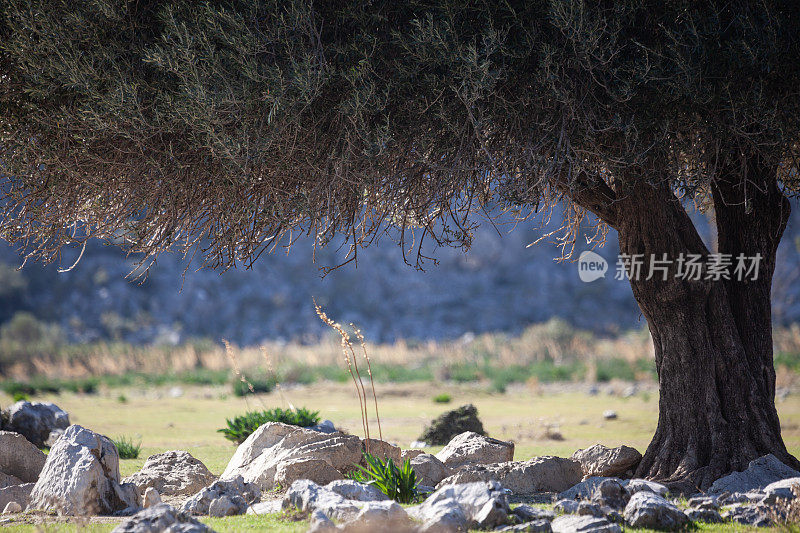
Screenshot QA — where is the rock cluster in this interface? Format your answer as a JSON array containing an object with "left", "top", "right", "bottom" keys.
[
  {"left": 4, "top": 415, "right": 800, "bottom": 533},
  {"left": 182, "top": 476, "right": 261, "bottom": 517}
]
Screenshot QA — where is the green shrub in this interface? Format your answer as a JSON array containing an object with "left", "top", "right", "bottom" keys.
[
  {"left": 432, "top": 393, "right": 451, "bottom": 404},
  {"left": 218, "top": 408, "right": 320, "bottom": 444},
  {"left": 113, "top": 436, "right": 141, "bottom": 459},
  {"left": 350, "top": 452, "right": 417, "bottom": 504},
  {"left": 595, "top": 358, "right": 636, "bottom": 382},
  {"left": 12, "top": 392, "right": 28, "bottom": 402}
]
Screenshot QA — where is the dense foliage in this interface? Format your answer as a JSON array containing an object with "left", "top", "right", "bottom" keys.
[
  {"left": 218, "top": 407, "right": 320, "bottom": 443},
  {"left": 1, "top": 1, "right": 798, "bottom": 270},
  {"left": 350, "top": 452, "right": 417, "bottom": 504}
]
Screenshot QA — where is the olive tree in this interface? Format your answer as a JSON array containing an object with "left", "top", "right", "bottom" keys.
[{"left": 1, "top": 0, "right": 799, "bottom": 489}]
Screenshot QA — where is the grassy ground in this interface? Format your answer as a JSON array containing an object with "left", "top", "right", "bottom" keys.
[{"left": 2, "top": 382, "right": 800, "bottom": 531}]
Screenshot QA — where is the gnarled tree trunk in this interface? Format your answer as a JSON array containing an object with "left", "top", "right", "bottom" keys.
[{"left": 610, "top": 170, "right": 797, "bottom": 491}]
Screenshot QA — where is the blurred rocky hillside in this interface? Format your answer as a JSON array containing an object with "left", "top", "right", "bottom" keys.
[{"left": 0, "top": 209, "right": 798, "bottom": 346}]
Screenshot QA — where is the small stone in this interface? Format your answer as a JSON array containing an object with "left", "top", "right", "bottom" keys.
[
  {"left": 246, "top": 500, "right": 283, "bottom": 515},
  {"left": 723, "top": 503, "right": 772, "bottom": 527},
  {"left": 622, "top": 478, "right": 668, "bottom": 497},
  {"left": 602, "top": 411, "right": 617, "bottom": 420},
  {"left": 308, "top": 509, "right": 337, "bottom": 533},
  {"left": 208, "top": 496, "right": 238, "bottom": 517},
  {"left": 2, "top": 501, "right": 21, "bottom": 514},
  {"left": 513, "top": 504, "right": 555, "bottom": 522},
  {"left": 498, "top": 519, "right": 552, "bottom": 532},
  {"left": 182, "top": 476, "right": 260, "bottom": 516},
  {"left": 554, "top": 499, "right": 580, "bottom": 514},
  {"left": 309, "top": 420, "right": 337, "bottom": 434},
  {"left": 623, "top": 491, "right": 688, "bottom": 529},
  {"left": 686, "top": 495, "right": 719, "bottom": 510},
  {"left": 401, "top": 449, "right": 425, "bottom": 461},
  {"left": 142, "top": 487, "right": 161, "bottom": 508},
  {"left": 325, "top": 479, "right": 389, "bottom": 502},
  {"left": 560, "top": 477, "right": 622, "bottom": 500},
  {"left": 551, "top": 515, "right": 621, "bottom": 533},
  {"left": 111, "top": 503, "right": 213, "bottom": 532},
  {"left": 283, "top": 479, "right": 361, "bottom": 522},
  {"left": 685, "top": 508, "right": 723, "bottom": 523}
]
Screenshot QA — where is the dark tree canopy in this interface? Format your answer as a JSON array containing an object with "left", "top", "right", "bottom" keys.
[
  {"left": 4, "top": 0, "right": 800, "bottom": 490},
  {"left": 1, "top": 0, "right": 798, "bottom": 269}
]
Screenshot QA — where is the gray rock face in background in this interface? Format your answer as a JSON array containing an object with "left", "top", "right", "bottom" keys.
[
  {"left": 1, "top": 402, "right": 69, "bottom": 448},
  {"left": 2, "top": 208, "right": 800, "bottom": 346}
]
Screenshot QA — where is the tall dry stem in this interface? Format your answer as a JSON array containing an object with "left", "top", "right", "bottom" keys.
[
  {"left": 352, "top": 323, "right": 382, "bottom": 442},
  {"left": 224, "top": 339, "right": 266, "bottom": 410},
  {"left": 315, "top": 301, "right": 370, "bottom": 453}
]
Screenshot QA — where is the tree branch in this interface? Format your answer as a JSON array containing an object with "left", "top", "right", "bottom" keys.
[{"left": 555, "top": 170, "right": 619, "bottom": 228}]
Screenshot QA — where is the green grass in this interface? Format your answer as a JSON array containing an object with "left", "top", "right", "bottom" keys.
[
  {"left": 0, "top": 355, "right": 659, "bottom": 400},
  {"left": 433, "top": 393, "right": 452, "bottom": 403},
  {"left": 112, "top": 435, "right": 141, "bottom": 459},
  {"left": 2, "top": 383, "right": 800, "bottom": 532}
]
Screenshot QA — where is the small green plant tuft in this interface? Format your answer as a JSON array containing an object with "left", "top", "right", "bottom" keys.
[
  {"left": 116, "top": 394, "right": 128, "bottom": 403},
  {"left": 432, "top": 393, "right": 451, "bottom": 404},
  {"left": 12, "top": 392, "right": 29, "bottom": 402},
  {"left": 113, "top": 436, "right": 141, "bottom": 459},
  {"left": 218, "top": 408, "right": 320, "bottom": 444},
  {"left": 350, "top": 452, "right": 417, "bottom": 503}
]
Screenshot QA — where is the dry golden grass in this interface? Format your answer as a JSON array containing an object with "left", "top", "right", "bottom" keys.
[{"left": 1, "top": 319, "right": 657, "bottom": 383}]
